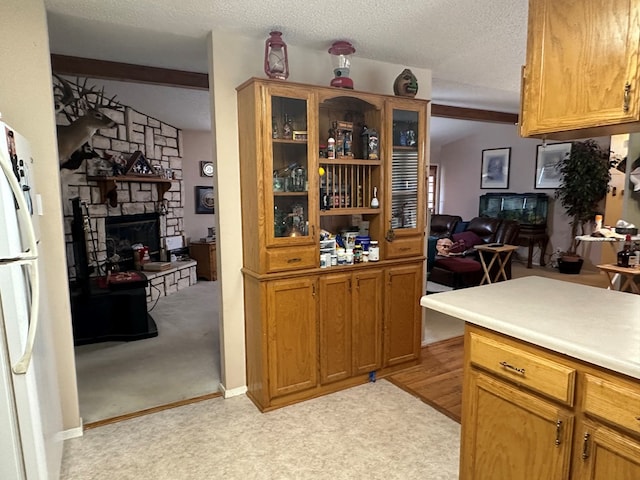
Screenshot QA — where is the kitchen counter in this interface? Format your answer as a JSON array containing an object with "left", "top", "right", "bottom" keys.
[{"left": 420, "top": 276, "right": 640, "bottom": 379}]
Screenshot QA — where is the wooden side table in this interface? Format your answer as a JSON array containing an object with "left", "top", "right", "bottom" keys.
[
  {"left": 518, "top": 231, "right": 549, "bottom": 268},
  {"left": 596, "top": 264, "right": 640, "bottom": 294},
  {"left": 189, "top": 241, "right": 217, "bottom": 281},
  {"left": 474, "top": 244, "right": 519, "bottom": 285}
]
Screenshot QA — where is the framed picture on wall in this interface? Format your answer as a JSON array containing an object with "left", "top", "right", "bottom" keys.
[
  {"left": 195, "top": 186, "right": 215, "bottom": 214},
  {"left": 200, "top": 161, "right": 214, "bottom": 177},
  {"left": 481, "top": 147, "right": 510, "bottom": 189},
  {"left": 535, "top": 142, "right": 571, "bottom": 189}
]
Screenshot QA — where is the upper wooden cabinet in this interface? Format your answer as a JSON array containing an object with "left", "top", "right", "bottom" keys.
[{"left": 520, "top": 0, "right": 640, "bottom": 140}]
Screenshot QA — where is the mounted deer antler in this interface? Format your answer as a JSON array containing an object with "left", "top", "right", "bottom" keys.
[{"left": 54, "top": 76, "right": 120, "bottom": 168}]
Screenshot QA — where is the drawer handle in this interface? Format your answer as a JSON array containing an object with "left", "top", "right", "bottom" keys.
[
  {"left": 499, "top": 361, "right": 525, "bottom": 375},
  {"left": 581, "top": 433, "right": 590, "bottom": 460},
  {"left": 287, "top": 257, "right": 302, "bottom": 263}
]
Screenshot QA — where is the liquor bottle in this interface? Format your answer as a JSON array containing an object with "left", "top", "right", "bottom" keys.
[
  {"left": 630, "top": 241, "right": 640, "bottom": 268},
  {"left": 272, "top": 116, "right": 279, "bottom": 139},
  {"left": 617, "top": 234, "right": 632, "bottom": 268},
  {"left": 282, "top": 114, "right": 293, "bottom": 139},
  {"left": 327, "top": 137, "right": 336, "bottom": 159}
]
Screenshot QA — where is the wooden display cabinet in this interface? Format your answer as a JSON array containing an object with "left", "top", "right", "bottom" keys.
[
  {"left": 520, "top": 0, "right": 640, "bottom": 140},
  {"left": 237, "top": 78, "right": 429, "bottom": 411},
  {"left": 188, "top": 241, "right": 217, "bottom": 281}
]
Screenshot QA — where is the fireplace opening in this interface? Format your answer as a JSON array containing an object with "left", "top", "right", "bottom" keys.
[{"left": 106, "top": 213, "right": 161, "bottom": 270}]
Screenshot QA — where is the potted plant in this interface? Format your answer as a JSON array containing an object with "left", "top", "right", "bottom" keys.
[{"left": 555, "top": 139, "right": 612, "bottom": 274}]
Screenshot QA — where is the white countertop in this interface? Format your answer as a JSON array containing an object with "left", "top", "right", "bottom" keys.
[{"left": 420, "top": 276, "right": 640, "bottom": 379}]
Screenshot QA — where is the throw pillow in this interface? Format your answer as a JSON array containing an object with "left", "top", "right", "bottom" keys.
[{"left": 452, "top": 230, "right": 485, "bottom": 251}]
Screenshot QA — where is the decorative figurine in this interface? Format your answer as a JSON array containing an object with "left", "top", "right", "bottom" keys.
[{"left": 393, "top": 69, "right": 418, "bottom": 98}]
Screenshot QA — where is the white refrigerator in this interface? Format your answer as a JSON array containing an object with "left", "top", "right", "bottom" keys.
[{"left": 0, "top": 120, "right": 61, "bottom": 479}]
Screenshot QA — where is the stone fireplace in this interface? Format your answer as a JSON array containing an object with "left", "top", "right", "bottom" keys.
[{"left": 59, "top": 77, "right": 196, "bottom": 300}]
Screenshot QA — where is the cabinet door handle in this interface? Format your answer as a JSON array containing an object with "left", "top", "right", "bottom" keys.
[
  {"left": 499, "top": 361, "right": 525, "bottom": 375},
  {"left": 287, "top": 257, "right": 302, "bottom": 263},
  {"left": 623, "top": 82, "right": 631, "bottom": 112},
  {"left": 555, "top": 420, "right": 562, "bottom": 447},
  {"left": 581, "top": 433, "right": 590, "bottom": 460}
]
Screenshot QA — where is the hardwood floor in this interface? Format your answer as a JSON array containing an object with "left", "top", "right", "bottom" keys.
[
  {"left": 387, "top": 335, "right": 464, "bottom": 423},
  {"left": 391, "top": 263, "right": 609, "bottom": 424}
]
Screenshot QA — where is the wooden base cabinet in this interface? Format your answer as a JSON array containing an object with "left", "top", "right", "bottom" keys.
[
  {"left": 266, "top": 277, "right": 317, "bottom": 399},
  {"left": 319, "top": 269, "right": 384, "bottom": 385},
  {"left": 461, "top": 325, "right": 640, "bottom": 480},
  {"left": 189, "top": 241, "right": 217, "bottom": 281},
  {"left": 245, "top": 261, "right": 421, "bottom": 412},
  {"left": 383, "top": 263, "right": 422, "bottom": 367},
  {"left": 462, "top": 370, "right": 573, "bottom": 479}
]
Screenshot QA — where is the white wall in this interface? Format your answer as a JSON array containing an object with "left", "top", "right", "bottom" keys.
[
  {"left": 0, "top": 1, "right": 77, "bottom": 477},
  {"left": 433, "top": 122, "right": 612, "bottom": 267},
  {"left": 182, "top": 130, "right": 216, "bottom": 244},
  {"left": 208, "top": 31, "right": 432, "bottom": 393}
]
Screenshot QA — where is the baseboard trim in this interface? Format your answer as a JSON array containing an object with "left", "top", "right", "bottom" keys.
[
  {"left": 221, "top": 384, "right": 247, "bottom": 398},
  {"left": 59, "top": 420, "right": 84, "bottom": 440}
]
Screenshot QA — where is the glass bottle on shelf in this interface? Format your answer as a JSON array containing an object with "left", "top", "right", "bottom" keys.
[
  {"left": 282, "top": 113, "right": 293, "bottom": 139},
  {"left": 272, "top": 116, "right": 279, "bottom": 139},
  {"left": 617, "top": 234, "right": 633, "bottom": 267}
]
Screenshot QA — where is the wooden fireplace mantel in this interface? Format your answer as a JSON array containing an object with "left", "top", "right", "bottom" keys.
[{"left": 87, "top": 175, "right": 174, "bottom": 206}]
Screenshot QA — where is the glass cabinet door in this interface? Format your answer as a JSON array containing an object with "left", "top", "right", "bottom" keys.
[
  {"left": 388, "top": 101, "right": 426, "bottom": 234},
  {"left": 265, "top": 87, "right": 316, "bottom": 246}
]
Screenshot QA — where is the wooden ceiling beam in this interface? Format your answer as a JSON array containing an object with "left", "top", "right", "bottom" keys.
[
  {"left": 51, "top": 54, "right": 519, "bottom": 123},
  {"left": 50, "top": 54, "right": 209, "bottom": 90},
  {"left": 431, "top": 104, "right": 519, "bottom": 124}
]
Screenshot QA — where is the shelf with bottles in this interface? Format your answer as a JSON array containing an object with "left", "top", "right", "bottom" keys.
[
  {"left": 319, "top": 162, "right": 381, "bottom": 214},
  {"left": 271, "top": 97, "right": 307, "bottom": 142}
]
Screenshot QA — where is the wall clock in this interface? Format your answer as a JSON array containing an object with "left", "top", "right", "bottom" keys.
[{"left": 200, "top": 161, "right": 214, "bottom": 177}]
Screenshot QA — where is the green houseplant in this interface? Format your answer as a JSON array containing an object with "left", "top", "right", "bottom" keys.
[{"left": 555, "top": 139, "right": 612, "bottom": 273}]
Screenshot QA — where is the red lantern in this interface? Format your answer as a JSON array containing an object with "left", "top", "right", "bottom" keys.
[
  {"left": 329, "top": 41, "right": 355, "bottom": 89},
  {"left": 264, "top": 31, "right": 289, "bottom": 80}
]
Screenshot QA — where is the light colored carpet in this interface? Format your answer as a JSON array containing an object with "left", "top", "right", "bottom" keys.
[
  {"left": 74, "top": 281, "right": 221, "bottom": 423},
  {"left": 61, "top": 380, "right": 460, "bottom": 479}
]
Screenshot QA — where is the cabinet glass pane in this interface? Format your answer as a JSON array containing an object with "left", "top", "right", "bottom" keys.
[
  {"left": 271, "top": 96, "right": 309, "bottom": 238},
  {"left": 391, "top": 109, "right": 419, "bottom": 229}
]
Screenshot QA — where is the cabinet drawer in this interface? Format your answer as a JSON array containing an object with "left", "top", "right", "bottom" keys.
[
  {"left": 385, "top": 236, "right": 423, "bottom": 259},
  {"left": 583, "top": 374, "right": 640, "bottom": 434},
  {"left": 469, "top": 332, "right": 576, "bottom": 405},
  {"left": 266, "top": 246, "right": 317, "bottom": 272}
]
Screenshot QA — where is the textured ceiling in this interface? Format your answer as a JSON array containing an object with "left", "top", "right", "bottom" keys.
[{"left": 44, "top": 0, "right": 528, "bottom": 144}]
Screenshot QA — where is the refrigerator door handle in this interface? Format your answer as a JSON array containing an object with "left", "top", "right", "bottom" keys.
[{"left": 0, "top": 151, "right": 40, "bottom": 375}]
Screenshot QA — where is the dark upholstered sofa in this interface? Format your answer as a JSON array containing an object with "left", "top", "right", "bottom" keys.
[{"left": 427, "top": 215, "right": 520, "bottom": 289}]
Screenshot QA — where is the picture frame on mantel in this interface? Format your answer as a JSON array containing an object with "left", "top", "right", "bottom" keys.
[
  {"left": 195, "top": 186, "right": 215, "bottom": 214},
  {"left": 535, "top": 142, "right": 571, "bottom": 189},
  {"left": 481, "top": 147, "right": 510, "bottom": 189}
]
